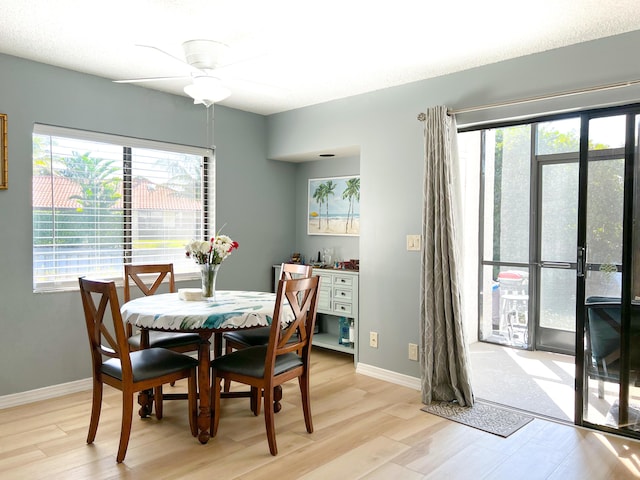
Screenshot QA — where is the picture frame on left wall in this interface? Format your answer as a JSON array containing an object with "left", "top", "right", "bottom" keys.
[{"left": 0, "top": 113, "right": 6, "bottom": 189}]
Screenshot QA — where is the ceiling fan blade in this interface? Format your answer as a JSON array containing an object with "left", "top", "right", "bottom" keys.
[
  {"left": 199, "top": 54, "right": 262, "bottom": 76},
  {"left": 135, "top": 43, "right": 201, "bottom": 72},
  {"left": 224, "top": 76, "right": 287, "bottom": 95},
  {"left": 113, "top": 75, "right": 191, "bottom": 84}
]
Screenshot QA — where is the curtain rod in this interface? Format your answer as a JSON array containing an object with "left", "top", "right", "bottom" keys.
[{"left": 417, "top": 78, "right": 640, "bottom": 120}]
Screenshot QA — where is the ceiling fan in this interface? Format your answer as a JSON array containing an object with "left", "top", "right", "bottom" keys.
[{"left": 114, "top": 40, "right": 241, "bottom": 107}]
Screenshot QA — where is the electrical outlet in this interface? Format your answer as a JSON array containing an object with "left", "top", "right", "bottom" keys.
[
  {"left": 408, "top": 343, "right": 418, "bottom": 361},
  {"left": 369, "top": 331, "right": 378, "bottom": 348}
]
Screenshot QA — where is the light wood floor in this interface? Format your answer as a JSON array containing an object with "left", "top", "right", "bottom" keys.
[{"left": 1, "top": 349, "right": 640, "bottom": 479}]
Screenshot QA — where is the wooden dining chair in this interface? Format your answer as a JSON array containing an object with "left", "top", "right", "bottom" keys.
[
  {"left": 210, "top": 275, "right": 320, "bottom": 456},
  {"left": 222, "top": 263, "right": 313, "bottom": 398},
  {"left": 124, "top": 263, "right": 201, "bottom": 354},
  {"left": 79, "top": 277, "right": 198, "bottom": 463}
]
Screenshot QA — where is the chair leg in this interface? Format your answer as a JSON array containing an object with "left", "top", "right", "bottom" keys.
[
  {"left": 598, "top": 378, "right": 605, "bottom": 399},
  {"left": 263, "top": 386, "right": 278, "bottom": 456},
  {"left": 188, "top": 373, "right": 198, "bottom": 437},
  {"left": 223, "top": 345, "right": 233, "bottom": 393},
  {"left": 211, "top": 373, "right": 222, "bottom": 437},
  {"left": 251, "top": 387, "right": 261, "bottom": 416},
  {"left": 299, "top": 373, "right": 313, "bottom": 433},
  {"left": 154, "top": 386, "right": 163, "bottom": 419},
  {"left": 87, "top": 378, "right": 103, "bottom": 444},
  {"left": 117, "top": 391, "right": 134, "bottom": 463}
]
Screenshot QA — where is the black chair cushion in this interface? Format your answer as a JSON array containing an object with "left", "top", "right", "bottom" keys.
[
  {"left": 102, "top": 348, "right": 198, "bottom": 382},
  {"left": 128, "top": 331, "right": 201, "bottom": 350},
  {"left": 223, "top": 327, "right": 298, "bottom": 348},
  {"left": 223, "top": 327, "right": 271, "bottom": 347},
  {"left": 211, "top": 345, "right": 302, "bottom": 378}
]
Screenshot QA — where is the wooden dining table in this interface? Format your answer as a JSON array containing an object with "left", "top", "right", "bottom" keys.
[{"left": 120, "top": 289, "right": 292, "bottom": 444}]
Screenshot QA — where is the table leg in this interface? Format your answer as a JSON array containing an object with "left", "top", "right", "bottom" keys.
[
  {"left": 214, "top": 333, "right": 222, "bottom": 358},
  {"left": 137, "top": 329, "right": 153, "bottom": 417},
  {"left": 197, "top": 332, "right": 212, "bottom": 444}
]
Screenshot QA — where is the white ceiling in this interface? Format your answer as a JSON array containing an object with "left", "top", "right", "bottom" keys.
[{"left": 2, "top": 0, "right": 640, "bottom": 116}]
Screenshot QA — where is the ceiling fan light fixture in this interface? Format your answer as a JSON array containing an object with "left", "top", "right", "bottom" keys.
[
  {"left": 182, "top": 39, "right": 228, "bottom": 70},
  {"left": 184, "top": 76, "right": 231, "bottom": 107}
]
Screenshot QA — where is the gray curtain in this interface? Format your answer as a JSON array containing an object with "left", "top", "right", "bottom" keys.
[{"left": 420, "top": 105, "right": 474, "bottom": 406}]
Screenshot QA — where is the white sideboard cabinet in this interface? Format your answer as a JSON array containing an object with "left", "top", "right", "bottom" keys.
[{"left": 273, "top": 265, "right": 359, "bottom": 364}]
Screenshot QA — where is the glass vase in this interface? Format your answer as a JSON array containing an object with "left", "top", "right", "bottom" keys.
[{"left": 200, "top": 263, "right": 220, "bottom": 300}]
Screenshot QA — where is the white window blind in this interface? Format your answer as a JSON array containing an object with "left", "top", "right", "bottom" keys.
[{"left": 32, "top": 125, "right": 213, "bottom": 292}]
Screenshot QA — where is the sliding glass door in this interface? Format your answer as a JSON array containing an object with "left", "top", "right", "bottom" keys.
[
  {"left": 578, "top": 113, "right": 640, "bottom": 435},
  {"left": 477, "top": 119, "right": 581, "bottom": 353},
  {"left": 469, "top": 104, "right": 640, "bottom": 437}
]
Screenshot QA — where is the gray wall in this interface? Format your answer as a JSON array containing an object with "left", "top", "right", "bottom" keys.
[
  {"left": 268, "top": 30, "right": 640, "bottom": 377},
  {"left": 2, "top": 28, "right": 640, "bottom": 397},
  {"left": 0, "top": 53, "right": 296, "bottom": 396}
]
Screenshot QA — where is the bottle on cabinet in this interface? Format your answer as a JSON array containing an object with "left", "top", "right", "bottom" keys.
[
  {"left": 349, "top": 319, "right": 355, "bottom": 347},
  {"left": 339, "top": 316, "right": 350, "bottom": 346}
]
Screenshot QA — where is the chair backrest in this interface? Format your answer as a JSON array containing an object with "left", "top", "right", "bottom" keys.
[
  {"left": 585, "top": 297, "right": 621, "bottom": 361},
  {"left": 79, "top": 277, "right": 132, "bottom": 378},
  {"left": 280, "top": 263, "right": 313, "bottom": 280},
  {"left": 123, "top": 263, "right": 176, "bottom": 303},
  {"left": 267, "top": 276, "right": 320, "bottom": 372}
]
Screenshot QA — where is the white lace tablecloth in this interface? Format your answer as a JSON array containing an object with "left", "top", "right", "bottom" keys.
[{"left": 121, "top": 290, "right": 291, "bottom": 331}]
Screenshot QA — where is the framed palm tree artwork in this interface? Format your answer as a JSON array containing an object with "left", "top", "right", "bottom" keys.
[{"left": 308, "top": 175, "right": 360, "bottom": 236}]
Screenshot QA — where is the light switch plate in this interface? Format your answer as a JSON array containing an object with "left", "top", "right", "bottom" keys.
[
  {"left": 406, "top": 234, "right": 421, "bottom": 251},
  {"left": 408, "top": 343, "right": 418, "bottom": 361}
]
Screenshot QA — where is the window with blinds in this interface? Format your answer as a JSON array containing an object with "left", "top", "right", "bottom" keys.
[{"left": 32, "top": 124, "right": 212, "bottom": 292}]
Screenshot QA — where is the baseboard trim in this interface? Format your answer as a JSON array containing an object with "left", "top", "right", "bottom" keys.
[
  {"left": 1, "top": 363, "right": 421, "bottom": 409},
  {"left": 356, "top": 362, "right": 421, "bottom": 391},
  {"left": 0, "top": 378, "right": 92, "bottom": 409}
]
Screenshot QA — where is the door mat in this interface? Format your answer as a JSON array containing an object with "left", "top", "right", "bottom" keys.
[{"left": 421, "top": 400, "right": 534, "bottom": 437}]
